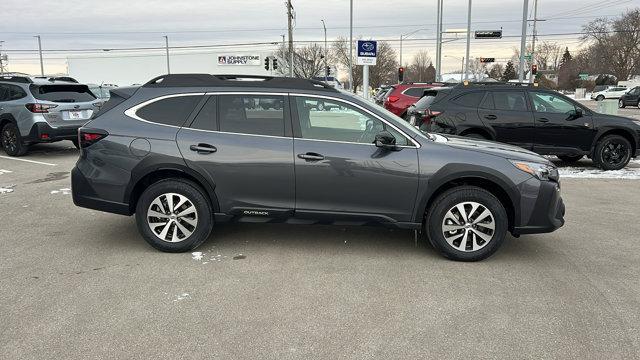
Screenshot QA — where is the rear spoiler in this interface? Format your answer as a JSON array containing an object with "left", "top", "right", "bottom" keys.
[{"left": 109, "top": 86, "right": 139, "bottom": 100}]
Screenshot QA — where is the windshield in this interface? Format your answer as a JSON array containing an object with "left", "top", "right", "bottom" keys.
[
  {"left": 30, "top": 84, "right": 96, "bottom": 103},
  {"left": 337, "top": 89, "right": 431, "bottom": 140}
]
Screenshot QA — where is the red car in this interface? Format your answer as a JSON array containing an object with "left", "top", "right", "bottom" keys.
[{"left": 383, "top": 83, "right": 446, "bottom": 117}]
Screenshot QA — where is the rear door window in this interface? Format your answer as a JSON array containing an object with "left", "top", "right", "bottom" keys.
[
  {"left": 136, "top": 95, "right": 202, "bottom": 127},
  {"left": 219, "top": 95, "right": 285, "bottom": 136},
  {"left": 403, "top": 87, "right": 426, "bottom": 97},
  {"left": 492, "top": 91, "right": 528, "bottom": 111},
  {"left": 451, "top": 91, "right": 486, "bottom": 107},
  {"left": 30, "top": 84, "right": 96, "bottom": 103},
  {"left": 479, "top": 92, "right": 495, "bottom": 109}
]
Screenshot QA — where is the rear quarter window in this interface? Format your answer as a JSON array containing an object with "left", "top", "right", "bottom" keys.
[
  {"left": 135, "top": 95, "right": 202, "bottom": 127},
  {"left": 451, "top": 91, "right": 486, "bottom": 107},
  {"left": 30, "top": 84, "right": 96, "bottom": 103},
  {"left": 403, "top": 87, "right": 427, "bottom": 97}
]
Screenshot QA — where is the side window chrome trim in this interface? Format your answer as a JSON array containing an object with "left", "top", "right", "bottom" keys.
[
  {"left": 124, "top": 93, "right": 206, "bottom": 128},
  {"left": 288, "top": 93, "right": 421, "bottom": 148}
]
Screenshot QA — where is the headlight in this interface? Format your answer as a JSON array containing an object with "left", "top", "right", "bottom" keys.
[{"left": 509, "top": 160, "right": 558, "bottom": 181}]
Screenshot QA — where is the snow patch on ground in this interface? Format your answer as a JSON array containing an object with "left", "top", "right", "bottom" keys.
[
  {"left": 551, "top": 158, "right": 640, "bottom": 180},
  {"left": 173, "top": 293, "right": 191, "bottom": 302},
  {"left": 0, "top": 185, "right": 15, "bottom": 194},
  {"left": 191, "top": 252, "right": 204, "bottom": 261},
  {"left": 0, "top": 169, "right": 13, "bottom": 175},
  {"left": 50, "top": 188, "right": 71, "bottom": 195},
  {"left": 190, "top": 249, "right": 228, "bottom": 264}
]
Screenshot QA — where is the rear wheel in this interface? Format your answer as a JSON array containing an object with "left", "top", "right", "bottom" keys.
[
  {"left": 464, "top": 132, "right": 489, "bottom": 140},
  {"left": 594, "top": 135, "right": 632, "bottom": 170},
  {"left": 557, "top": 155, "right": 583, "bottom": 163},
  {"left": 135, "top": 179, "right": 213, "bottom": 252},
  {"left": 425, "top": 186, "right": 508, "bottom": 261},
  {"left": 1, "top": 123, "right": 28, "bottom": 157},
  {"left": 596, "top": 95, "right": 605, "bottom": 101}
]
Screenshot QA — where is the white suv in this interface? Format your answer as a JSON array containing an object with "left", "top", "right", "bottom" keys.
[{"left": 591, "top": 86, "right": 628, "bottom": 101}]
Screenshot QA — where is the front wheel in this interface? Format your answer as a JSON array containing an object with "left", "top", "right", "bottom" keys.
[
  {"left": 135, "top": 179, "right": 213, "bottom": 252},
  {"left": 1, "top": 123, "right": 28, "bottom": 157},
  {"left": 594, "top": 135, "right": 632, "bottom": 171},
  {"left": 618, "top": 99, "right": 625, "bottom": 108},
  {"left": 426, "top": 186, "right": 508, "bottom": 261}
]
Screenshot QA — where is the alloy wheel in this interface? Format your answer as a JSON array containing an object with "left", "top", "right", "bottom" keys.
[
  {"left": 147, "top": 193, "right": 198, "bottom": 243},
  {"left": 2, "top": 128, "right": 17, "bottom": 153},
  {"left": 441, "top": 201, "right": 495, "bottom": 252},
  {"left": 601, "top": 140, "right": 629, "bottom": 168}
]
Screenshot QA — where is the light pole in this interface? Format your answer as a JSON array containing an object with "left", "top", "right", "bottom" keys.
[
  {"left": 163, "top": 36, "right": 170, "bottom": 74},
  {"left": 348, "top": 0, "right": 353, "bottom": 92},
  {"left": 399, "top": 28, "right": 428, "bottom": 72},
  {"left": 464, "top": 0, "right": 472, "bottom": 80},
  {"left": 518, "top": 0, "right": 529, "bottom": 82},
  {"left": 321, "top": 19, "right": 327, "bottom": 82},
  {"left": 34, "top": 35, "right": 44, "bottom": 76}
]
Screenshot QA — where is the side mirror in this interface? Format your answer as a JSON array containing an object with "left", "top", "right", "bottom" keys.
[
  {"left": 374, "top": 131, "right": 398, "bottom": 150},
  {"left": 568, "top": 108, "right": 583, "bottom": 120}
]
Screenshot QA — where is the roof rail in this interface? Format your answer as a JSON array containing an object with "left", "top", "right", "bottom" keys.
[
  {"left": 0, "top": 75, "right": 33, "bottom": 84},
  {"left": 143, "top": 73, "right": 338, "bottom": 91},
  {"left": 457, "top": 81, "right": 539, "bottom": 87}
]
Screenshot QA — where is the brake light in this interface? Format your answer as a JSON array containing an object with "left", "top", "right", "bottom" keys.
[
  {"left": 25, "top": 103, "right": 58, "bottom": 113},
  {"left": 78, "top": 129, "right": 108, "bottom": 148},
  {"left": 422, "top": 110, "right": 442, "bottom": 125},
  {"left": 387, "top": 95, "right": 400, "bottom": 103}
]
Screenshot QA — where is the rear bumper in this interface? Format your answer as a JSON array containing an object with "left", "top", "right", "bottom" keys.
[
  {"left": 71, "top": 166, "right": 132, "bottom": 216},
  {"left": 23, "top": 122, "right": 80, "bottom": 144},
  {"left": 512, "top": 180, "right": 565, "bottom": 235}
]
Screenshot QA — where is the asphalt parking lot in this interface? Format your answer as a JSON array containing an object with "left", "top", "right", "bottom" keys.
[{"left": 1, "top": 138, "right": 640, "bottom": 359}]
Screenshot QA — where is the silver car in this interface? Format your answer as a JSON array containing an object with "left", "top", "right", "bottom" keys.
[{"left": 0, "top": 75, "right": 101, "bottom": 156}]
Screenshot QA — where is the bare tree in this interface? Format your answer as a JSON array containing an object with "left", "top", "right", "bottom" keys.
[
  {"left": 275, "top": 43, "right": 325, "bottom": 79},
  {"left": 487, "top": 63, "right": 503, "bottom": 80},
  {"left": 536, "top": 41, "right": 562, "bottom": 70},
  {"left": 581, "top": 9, "right": 640, "bottom": 80},
  {"left": 406, "top": 50, "right": 432, "bottom": 82},
  {"left": 467, "top": 58, "right": 488, "bottom": 81}
]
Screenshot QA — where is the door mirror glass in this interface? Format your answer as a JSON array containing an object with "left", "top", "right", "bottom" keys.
[{"left": 374, "top": 131, "right": 398, "bottom": 150}]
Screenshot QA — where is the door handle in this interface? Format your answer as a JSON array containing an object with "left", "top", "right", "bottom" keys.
[
  {"left": 297, "top": 152, "right": 325, "bottom": 161},
  {"left": 538, "top": 118, "right": 549, "bottom": 123},
  {"left": 484, "top": 114, "right": 497, "bottom": 120},
  {"left": 189, "top": 143, "right": 217, "bottom": 154}
]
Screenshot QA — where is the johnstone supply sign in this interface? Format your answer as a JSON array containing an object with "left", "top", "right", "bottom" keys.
[
  {"left": 217, "top": 55, "right": 261, "bottom": 66},
  {"left": 356, "top": 40, "right": 377, "bottom": 66}
]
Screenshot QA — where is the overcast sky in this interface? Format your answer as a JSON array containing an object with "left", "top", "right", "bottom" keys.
[{"left": 1, "top": 0, "right": 637, "bottom": 75}]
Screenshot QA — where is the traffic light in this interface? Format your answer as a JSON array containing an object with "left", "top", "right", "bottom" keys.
[
  {"left": 264, "top": 57, "right": 270, "bottom": 70},
  {"left": 398, "top": 67, "right": 405, "bottom": 82},
  {"left": 531, "top": 64, "right": 538, "bottom": 76},
  {"left": 479, "top": 57, "right": 495, "bottom": 63},
  {"left": 325, "top": 66, "right": 331, "bottom": 77},
  {"left": 272, "top": 58, "right": 278, "bottom": 70}
]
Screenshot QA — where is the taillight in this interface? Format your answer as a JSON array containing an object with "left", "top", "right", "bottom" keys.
[
  {"left": 25, "top": 103, "right": 58, "bottom": 113},
  {"left": 78, "top": 128, "right": 108, "bottom": 148},
  {"left": 387, "top": 95, "right": 400, "bottom": 103},
  {"left": 422, "top": 110, "right": 443, "bottom": 126}
]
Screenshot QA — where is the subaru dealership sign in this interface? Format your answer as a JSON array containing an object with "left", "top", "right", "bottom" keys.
[
  {"left": 217, "top": 55, "right": 261, "bottom": 66},
  {"left": 356, "top": 40, "right": 377, "bottom": 66}
]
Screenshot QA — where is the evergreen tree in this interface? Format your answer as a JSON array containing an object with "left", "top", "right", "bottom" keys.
[
  {"left": 425, "top": 62, "right": 436, "bottom": 82},
  {"left": 501, "top": 61, "right": 517, "bottom": 82},
  {"left": 559, "top": 47, "right": 572, "bottom": 68}
]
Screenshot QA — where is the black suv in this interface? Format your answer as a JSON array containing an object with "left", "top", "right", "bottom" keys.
[
  {"left": 72, "top": 74, "right": 565, "bottom": 261},
  {"left": 619, "top": 86, "right": 640, "bottom": 109},
  {"left": 406, "top": 83, "right": 640, "bottom": 170}
]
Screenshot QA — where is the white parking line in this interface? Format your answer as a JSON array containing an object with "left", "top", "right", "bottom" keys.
[{"left": 0, "top": 155, "right": 56, "bottom": 166}]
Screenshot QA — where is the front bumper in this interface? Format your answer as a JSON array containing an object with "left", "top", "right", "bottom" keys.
[
  {"left": 512, "top": 180, "right": 565, "bottom": 235},
  {"left": 24, "top": 122, "right": 80, "bottom": 144}
]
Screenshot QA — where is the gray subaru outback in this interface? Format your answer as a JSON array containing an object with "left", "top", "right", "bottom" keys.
[
  {"left": 0, "top": 75, "right": 100, "bottom": 156},
  {"left": 71, "top": 74, "right": 565, "bottom": 261}
]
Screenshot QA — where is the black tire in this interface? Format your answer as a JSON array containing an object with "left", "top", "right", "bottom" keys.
[
  {"left": 135, "top": 178, "right": 213, "bottom": 252},
  {"left": 71, "top": 139, "right": 80, "bottom": 149},
  {"left": 425, "top": 186, "right": 508, "bottom": 262},
  {"left": 557, "top": 155, "right": 583, "bottom": 163},
  {"left": 596, "top": 95, "right": 605, "bottom": 101},
  {"left": 464, "top": 132, "right": 489, "bottom": 140},
  {"left": 1, "top": 123, "right": 28, "bottom": 157},
  {"left": 593, "top": 134, "right": 632, "bottom": 171},
  {"left": 618, "top": 99, "right": 625, "bottom": 108}
]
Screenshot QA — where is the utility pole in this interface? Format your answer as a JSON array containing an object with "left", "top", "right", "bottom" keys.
[
  {"left": 321, "top": 19, "right": 327, "bottom": 82},
  {"left": 530, "top": 0, "right": 538, "bottom": 83},
  {"left": 35, "top": 35, "right": 44, "bottom": 76},
  {"left": 435, "top": 0, "right": 443, "bottom": 81},
  {"left": 518, "top": 0, "right": 529, "bottom": 82},
  {"left": 0, "top": 41, "right": 6, "bottom": 74},
  {"left": 163, "top": 36, "right": 170, "bottom": 74},
  {"left": 464, "top": 0, "right": 472, "bottom": 80},
  {"left": 286, "top": 0, "right": 294, "bottom": 77},
  {"left": 349, "top": 0, "right": 353, "bottom": 92}
]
